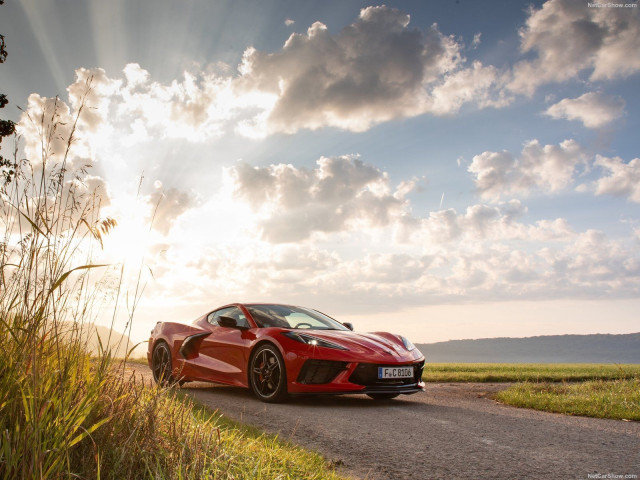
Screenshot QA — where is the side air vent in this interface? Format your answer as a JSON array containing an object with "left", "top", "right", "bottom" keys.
[{"left": 179, "top": 332, "right": 210, "bottom": 359}]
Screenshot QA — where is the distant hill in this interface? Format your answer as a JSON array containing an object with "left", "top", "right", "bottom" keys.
[
  {"left": 417, "top": 333, "right": 640, "bottom": 363},
  {"left": 58, "top": 322, "right": 139, "bottom": 358}
]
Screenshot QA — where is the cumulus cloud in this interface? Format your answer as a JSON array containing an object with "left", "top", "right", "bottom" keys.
[
  {"left": 227, "top": 155, "right": 409, "bottom": 242},
  {"left": 468, "top": 139, "right": 589, "bottom": 200},
  {"left": 39, "top": 7, "right": 516, "bottom": 142},
  {"left": 105, "top": 152, "right": 640, "bottom": 312},
  {"left": 149, "top": 187, "right": 196, "bottom": 234},
  {"left": 545, "top": 92, "right": 625, "bottom": 128},
  {"left": 175, "top": 223, "right": 639, "bottom": 309},
  {"left": 234, "top": 5, "right": 507, "bottom": 135},
  {"left": 539, "top": 229, "right": 640, "bottom": 296},
  {"left": 17, "top": 94, "right": 92, "bottom": 170},
  {"left": 428, "top": 61, "right": 511, "bottom": 114},
  {"left": 510, "top": 0, "right": 640, "bottom": 95},
  {"left": 593, "top": 155, "right": 640, "bottom": 202},
  {"left": 411, "top": 200, "right": 574, "bottom": 245},
  {"left": 68, "top": 67, "right": 122, "bottom": 132},
  {"left": 116, "top": 64, "right": 235, "bottom": 141},
  {"left": 22, "top": 3, "right": 637, "bottom": 147}
]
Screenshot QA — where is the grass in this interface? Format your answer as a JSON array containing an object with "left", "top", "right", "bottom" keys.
[
  {"left": 422, "top": 363, "right": 640, "bottom": 383},
  {"left": 423, "top": 363, "right": 640, "bottom": 421},
  {"left": 495, "top": 379, "right": 640, "bottom": 421},
  {"left": 0, "top": 91, "right": 347, "bottom": 479},
  {"left": 127, "top": 356, "right": 149, "bottom": 366},
  {"left": 178, "top": 391, "right": 347, "bottom": 479}
]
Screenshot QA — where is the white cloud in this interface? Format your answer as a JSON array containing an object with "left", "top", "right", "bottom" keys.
[
  {"left": 285, "top": 18, "right": 295, "bottom": 27},
  {"left": 234, "top": 6, "right": 508, "bottom": 135},
  {"left": 411, "top": 200, "right": 574, "bottom": 245},
  {"left": 593, "top": 155, "right": 640, "bottom": 202},
  {"left": 31, "top": 7, "right": 514, "bottom": 143},
  {"left": 471, "top": 33, "right": 481, "bottom": 49},
  {"left": 509, "top": 0, "right": 640, "bottom": 95},
  {"left": 227, "top": 155, "right": 408, "bottom": 242},
  {"left": 69, "top": 151, "right": 637, "bottom": 314},
  {"left": 17, "top": 94, "right": 91, "bottom": 169},
  {"left": 545, "top": 92, "right": 625, "bottom": 128},
  {"left": 68, "top": 67, "right": 122, "bottom": 132},
  {"left": 428, "top": 61, "right": 512, "bottom": 114},
  {"left": 63, "top": 64, "right": 238, "bottom": 143},
  {"left": 468, "top": 139, "right": 589, "bottom": 200},
  {"left": 539, "top": 229, "right": 640, "bottom": 297},
  {"left": 235, "top": 6, "right": 462, "bottom": 133},
  {"left": 149, "top": 187, "right": 197, "bottom": 235}
]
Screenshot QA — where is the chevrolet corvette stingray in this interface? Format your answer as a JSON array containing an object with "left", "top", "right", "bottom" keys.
[{"left": 147, "top": 303, "right": 425, "bottom": 402}]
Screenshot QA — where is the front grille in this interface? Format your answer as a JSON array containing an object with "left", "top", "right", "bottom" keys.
[
  {"left": 297, "top": 360, "right": 349, "bottom": 384},
  {"left": 349, "top": 360, "right": 424, "bottom": 386}
]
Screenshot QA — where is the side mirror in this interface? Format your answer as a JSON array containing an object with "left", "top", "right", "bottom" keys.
[
  {"left": 343, "top": 322, "right": 354, "bottom": 331},
  {"left": 218, "top": 315, "right": 248, "bottom": 330}
]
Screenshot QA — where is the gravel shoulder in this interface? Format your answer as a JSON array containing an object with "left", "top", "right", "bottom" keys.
[{"left": 127, "top": 364, "right": 640, "bottom": 480}]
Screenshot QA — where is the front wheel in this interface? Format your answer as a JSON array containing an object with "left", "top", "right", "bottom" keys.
[
  {"left": 367, "top": 393, "right": 399, "bottom": 400},
  {"left": 249, "top": 344, "right": 288, "bottom": 403}
]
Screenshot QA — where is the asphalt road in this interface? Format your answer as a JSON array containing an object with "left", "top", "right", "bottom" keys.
[{"left": 129, "top": 365, "right": 640, "bottom": 480}]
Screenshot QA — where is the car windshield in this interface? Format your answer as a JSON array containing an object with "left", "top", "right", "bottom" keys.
[{"left": 246, "top": 305, "right": 349, "bottom": 330}]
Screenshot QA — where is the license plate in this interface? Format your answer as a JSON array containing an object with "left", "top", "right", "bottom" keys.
[{"left": 378, "top": 366, "right": 414, "bottom": 379}]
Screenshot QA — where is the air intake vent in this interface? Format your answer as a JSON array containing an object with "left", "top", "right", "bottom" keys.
[{"left": 297, "top": 360, "right": 349, "bottom": 384}]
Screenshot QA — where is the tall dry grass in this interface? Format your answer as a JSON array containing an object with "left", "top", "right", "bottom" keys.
[
  {"left": 0, "top": 81, "right": 118, "bottom": 478},
  {"left": 0, "top": 83, "right": 345, "bottom": 479}
]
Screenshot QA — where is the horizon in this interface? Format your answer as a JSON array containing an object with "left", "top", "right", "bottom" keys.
[{"left": 2, "top": 0, "right": 639, "bottom": 345}]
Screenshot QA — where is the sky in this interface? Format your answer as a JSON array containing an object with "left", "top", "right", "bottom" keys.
[{"left": 1, "top": 0, "right": 639, "bottom": 345}]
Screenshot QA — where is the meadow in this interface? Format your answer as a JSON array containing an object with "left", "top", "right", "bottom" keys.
[
  {"left": 423, "top": 363, "right": 640, "bottom": 421},
  {"left": 494, "top": 379, "right": 640, "bottom": 421},
  {"left": 422, "top": 363, "right": 640, "bottom": 383}
]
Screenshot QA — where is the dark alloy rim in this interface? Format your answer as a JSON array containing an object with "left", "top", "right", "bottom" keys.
[
  {"left": 152, "top": 344, "right": 172, "bottom": 383},
  {"left": 251, "top": 348, "right": 282, "bottom": 399}
]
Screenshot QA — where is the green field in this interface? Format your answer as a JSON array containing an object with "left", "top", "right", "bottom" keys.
[
  {"left": 423, "top": 363, "right": 640, "bottom": 421},
  {"left": 495, "top": 379, "right": 640, "bottom": 421},
  {"left": 423, "top": 362, "right": 640, "bottom": 383}
]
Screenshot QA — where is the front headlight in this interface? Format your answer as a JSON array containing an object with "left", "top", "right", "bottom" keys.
[
  {"left": 400, "top": 336, "right": 416, "bottom": 352},
  {"left": 282, "top": 331, "right": 349, "bottom": 351}
]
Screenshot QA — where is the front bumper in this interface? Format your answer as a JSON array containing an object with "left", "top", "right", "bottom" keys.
[{"left": 287, "top": 358, "right": 425, "bottom": 395}]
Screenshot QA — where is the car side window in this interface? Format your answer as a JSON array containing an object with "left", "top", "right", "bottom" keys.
[
  {"left": 207, "top": 311, "right": 220, "bottom": 326},
  {"left": 208, "top": 307, "right": 249, "bottom": 328}
]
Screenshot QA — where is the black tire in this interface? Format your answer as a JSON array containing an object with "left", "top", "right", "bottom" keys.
[
  {"left": 249, "top": 344, "right": 288, "bottom": 403},
  {"left": 367, "top": 393, "right": 399, "bottom": 400},
  {"left": 151, "top": 341, "right": 174, "bottom": 386}
]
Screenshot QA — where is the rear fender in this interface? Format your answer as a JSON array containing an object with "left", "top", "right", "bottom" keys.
[{"left": 152, "top": 322, "right": 210, "bottom": 360}]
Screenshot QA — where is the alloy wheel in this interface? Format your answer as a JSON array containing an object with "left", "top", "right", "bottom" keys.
[{"left": 250, "top": 345, "right": 287, "bottom": 402}]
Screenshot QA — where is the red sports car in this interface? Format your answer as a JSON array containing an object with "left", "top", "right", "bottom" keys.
[{"left": 147, "top": 303, "right": 425, "bottom": 402}]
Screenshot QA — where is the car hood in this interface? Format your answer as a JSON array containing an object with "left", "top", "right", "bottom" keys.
[{"left": 291, "top": 329, "right": 421, "bottom": 362}]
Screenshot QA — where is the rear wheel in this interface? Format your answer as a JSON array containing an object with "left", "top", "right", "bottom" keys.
[
  {"left": 249, "top": 344, "right": 288, "bottom": 403},
  {"left": 367, "top": 393, "right": 399, "bottom": 400},
  {"left": 151, "top": 342, "right": 174, "bottom": 385}
]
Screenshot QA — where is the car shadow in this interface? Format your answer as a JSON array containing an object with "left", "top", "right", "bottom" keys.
[{"left": 182, "top": 381, "right": 423, "bottom": 408}]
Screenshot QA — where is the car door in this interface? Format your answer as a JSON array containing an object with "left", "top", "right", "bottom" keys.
[{"left": 194, "top": 306, "right": 254, "bottom": 386}]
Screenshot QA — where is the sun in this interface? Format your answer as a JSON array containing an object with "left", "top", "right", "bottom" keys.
[{"left": 99, "top": 193, "right": 156, "bottom": 266}]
